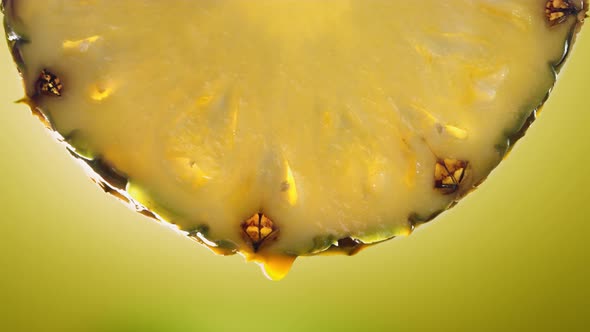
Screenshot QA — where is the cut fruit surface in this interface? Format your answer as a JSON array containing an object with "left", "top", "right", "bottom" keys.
[{"left": 3, "top": 0, "right": 587, "bottom": 279}]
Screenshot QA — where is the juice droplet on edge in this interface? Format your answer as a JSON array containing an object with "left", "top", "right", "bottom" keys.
[{"left": 246, "top": 252, "right": 297, "bottom": 281}]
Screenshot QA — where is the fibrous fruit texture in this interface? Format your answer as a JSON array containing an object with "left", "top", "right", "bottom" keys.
[{"left": 3, "top": 0, "right": 587, "bottom": 279}]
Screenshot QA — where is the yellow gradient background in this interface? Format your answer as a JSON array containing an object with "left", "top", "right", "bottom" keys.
[{"left": 1, "top": 19, "right": 589, "bottom": 332}]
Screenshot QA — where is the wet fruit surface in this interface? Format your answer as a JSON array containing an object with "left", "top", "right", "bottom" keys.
[{"left": 2, "top": 0, "right": 587, "bottom": 279}]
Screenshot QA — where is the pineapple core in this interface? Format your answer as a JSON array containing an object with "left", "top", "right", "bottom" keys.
[{"left": 3, "top": 0, "right": 586, "bottom": 279}]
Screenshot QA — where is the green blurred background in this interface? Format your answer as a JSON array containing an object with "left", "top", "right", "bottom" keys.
[{"left": 1, "top": 18, "right": 589, "bottom": 332}]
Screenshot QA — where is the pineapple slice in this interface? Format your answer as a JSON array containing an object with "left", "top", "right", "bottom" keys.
[{"left": 3, "top": 0, "right": 587, "bottom": 279}]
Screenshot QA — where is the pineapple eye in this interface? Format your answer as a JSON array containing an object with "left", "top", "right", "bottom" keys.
[
  {"left": 36, "top": 69, "right": 63, "bottom": 96},
  {"left": 434, "top": 159, "right": 469, "bottom": 195},
  {"left": 545, "top": 0, "right": 578, "bottom": 26},
  {"left": 242, "top": 213, "right": 279, "bottom": 252}
]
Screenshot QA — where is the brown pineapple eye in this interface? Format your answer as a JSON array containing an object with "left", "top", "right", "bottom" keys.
[
  {"left": 434, "top": 159, "right": 469, "bottom": 195},
  {"left": 242, "top": 213, "right": 279, "bottom": 252},
  {"left": 545, "top": 0, "right": 579, "bottom": 26},
  {"left": 36, "top": 69, "right": 63, "bottom": 96}
]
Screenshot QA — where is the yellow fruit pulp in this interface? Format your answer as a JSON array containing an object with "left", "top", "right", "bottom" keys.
[{"left": 3, "top": 0, "right": 586, "bottom": 278}]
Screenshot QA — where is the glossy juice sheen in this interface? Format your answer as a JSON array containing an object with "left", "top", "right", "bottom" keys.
[{"left": 1, "top": 15, "right": 589, "bottom": 332}]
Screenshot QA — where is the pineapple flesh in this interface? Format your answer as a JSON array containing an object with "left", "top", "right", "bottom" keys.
[{"left": 3, "top": 0, "right": 587, "bottom": 279}]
